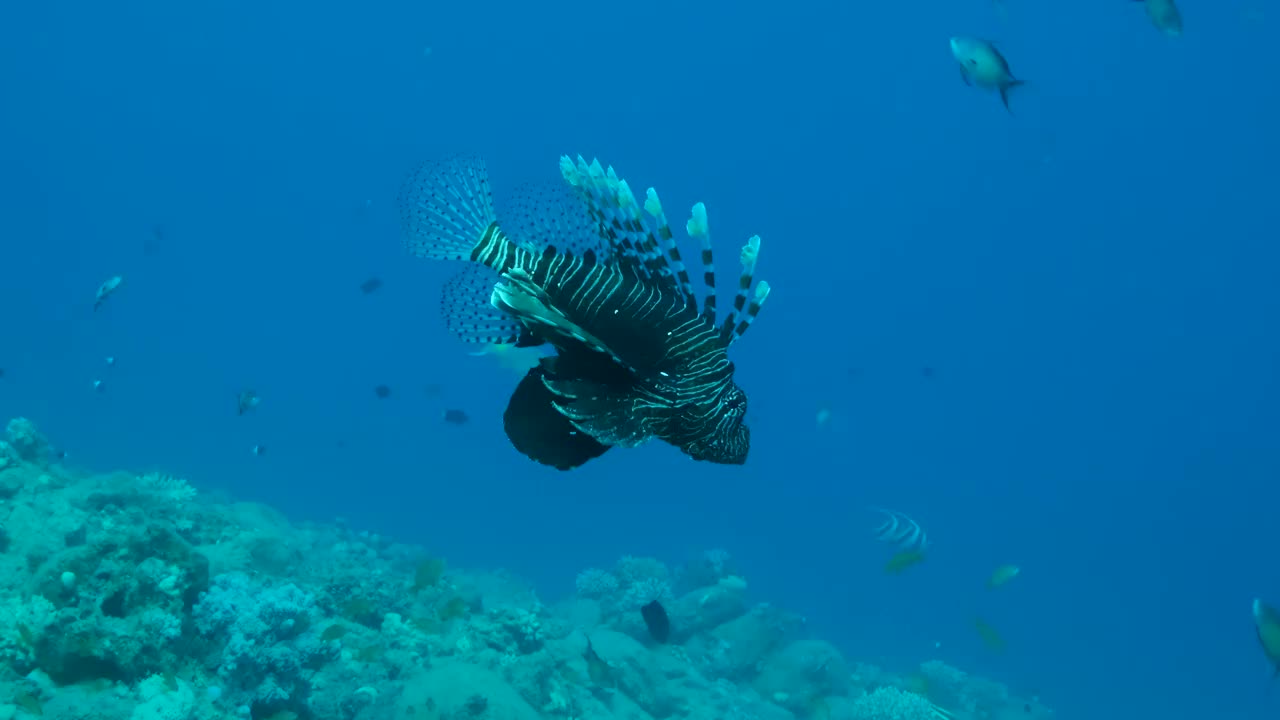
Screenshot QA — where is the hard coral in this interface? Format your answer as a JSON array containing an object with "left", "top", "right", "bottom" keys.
[
  {"left": 850, "top": 687, "right": 939, "bottom": 720},
  {"left": 193, "top": 572, "right": 330, "bottom": 712},
  {"left": 4, "top": 418, "right": 52, "bottom": 463}
]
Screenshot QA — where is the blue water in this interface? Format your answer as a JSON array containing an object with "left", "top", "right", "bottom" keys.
[{"left": 2, "top": 1, "right": 1277, "bottom": 717}]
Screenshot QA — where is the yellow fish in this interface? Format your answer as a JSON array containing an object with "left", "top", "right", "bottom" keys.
[
  {"left": 884, "top": 549, "right": 927, "bottom": 574},
  {"left": 468, "top": 344, "right": 545, "bottom": 374},
  {"left": 1253, "top": 598, "right": 1280, "bottom": 677},
  {"left": 974, "top": 617, "right": 1006, "bottom": 652},
  {"left": 987, "top": 564, "right": 1021, "bottom": 588}
]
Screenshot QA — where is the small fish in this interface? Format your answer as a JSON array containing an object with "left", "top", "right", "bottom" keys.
[
  {"left": 104, "top": 356, "right": 116, "bottom": 367},
  {"left": 816, "top": 407, "right": 833, "bottom": 428},
  {"left": 92, "top": 379, "right": 104, "bottom": 393},
  {"left": 468, "top": 343, "right": 545, "bottom": 375},
  {"left": 1134, "top": 0, "right": 1182, "bottom": 36},
  {"left": 374, "top": 384, "right": 392, "bottom": 399},
  {"left": 237, "top": 390, "right": 260, "bottom": 416},
  {"left": 423, "top": 383, "right": 444, "bottom": 397},
  {"left": 950, "top": 36, "right": 1025, "bottom": 112},
  {"left": 640, "top": 600, "right": 671, "bottom": 643},
  {"left": 885, "top": 549, "right": 928, "bottom": 574},
  {"left": 988, "top": 564, "right": 1021, "bottom": 588},
  {"left": 360, "top": 277, "right": 384, "bottom": 295},
  {"left": 974, "top": 617, "right": 1007, "bottom": 652},
  {"left": 1253, "top": 598, "right": 1280, "bottom": 677},
  {"left": 251, "top": 444, "right": 266, "bottom": 456},
  {"left": 443, "top": 409, "right": 469, "bottom": 425},
  {"left": 93, "top": 275, "right": 123, "bottom": 311}
]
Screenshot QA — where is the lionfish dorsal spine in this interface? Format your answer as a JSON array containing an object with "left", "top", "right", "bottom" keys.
[
  {"left": 561, "top": 157, "right": 655, "bottom": 274},
  {"left": 721, "top": 235, "right": 769, "bottom": 346},
  {"left": 641, "top": 187, "right": 697, "bottom": 309},
  {"left": 685, "top": 202, "right": 719, "bottom": 324},
  {"left": 560, "top": 156, "right": 695, "bottom": 298}
]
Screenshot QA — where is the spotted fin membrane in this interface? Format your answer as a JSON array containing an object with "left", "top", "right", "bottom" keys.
[
  {"left": 436, "top": 178, "right": 609, "bottom": 348},
  {"left": 870, "top": 507, "right": 929, "bottom": 552}
]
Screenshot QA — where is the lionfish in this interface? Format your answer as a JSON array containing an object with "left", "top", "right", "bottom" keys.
[{"left": 398, "top": 154, "right": 771, "bottom": 470}]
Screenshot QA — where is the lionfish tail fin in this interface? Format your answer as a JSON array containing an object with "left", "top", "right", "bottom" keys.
[
  {"left": 543, "top": 377, "right": 654, "bottom": 449},
  {"left": 440, "top": 265, "right": 530, "bottom": 346},
  {"left": 685, "top": 202, "right": 718, "bottom": 323},
  {"left": 399, "top": 155, "right": 496, "bottom": 261},
  {"left": 721, "top": 235, "right": 770, "bottom": 346}
]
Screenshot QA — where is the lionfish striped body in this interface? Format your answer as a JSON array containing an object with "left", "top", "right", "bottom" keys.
[{"left": 398, "top": 155, "right": 771, "bottom": 469}]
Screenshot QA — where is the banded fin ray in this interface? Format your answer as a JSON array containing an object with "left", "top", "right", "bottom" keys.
[
  {"left": 560, "top": 155, "right": 687, "bottom": 298},
  {"left": 684, "top": 202, "right": 718, "bottom": 323},
  {"left": 399, "top": 155, "right": 495, "bottom": 261},
  {"left": 871, "top": 507, "right": 929, "bottom": 552},
  {"left": 721, "top": 236, "right": 771, "bottom": 345}
]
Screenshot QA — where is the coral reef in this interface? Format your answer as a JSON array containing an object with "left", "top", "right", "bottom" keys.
[{"left": 0, "top": 418, "right": 1053, "bottom": 720}]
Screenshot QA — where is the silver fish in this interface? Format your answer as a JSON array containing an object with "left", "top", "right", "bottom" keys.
[
  {"left": 93, "top": 275, "right": 123, "bottom": 311},
  {"left": 950, "top": 36, "right": 1025, "bottom": 112}
]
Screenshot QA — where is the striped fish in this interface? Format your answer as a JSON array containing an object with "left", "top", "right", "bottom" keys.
[{"left": 398, "top": 154, "right": 771, "bottom": 469}]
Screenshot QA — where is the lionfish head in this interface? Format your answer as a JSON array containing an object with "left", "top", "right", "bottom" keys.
[{"left": 681, "top": 382, "right": 751, "bottom": 465}]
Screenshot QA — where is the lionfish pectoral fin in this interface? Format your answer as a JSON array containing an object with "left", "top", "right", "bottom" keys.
[
  {"left": 503, "top": 366, "right": 611, "bottom": 471},
  {"left": 492, "top": 271, "right": 628, "bottom": 366},
  {"left": 541, "top": 378, "right": 654, "bottom": 449},
  {"left": 440, "top": 265, "right": 533, "bottom": 346}
]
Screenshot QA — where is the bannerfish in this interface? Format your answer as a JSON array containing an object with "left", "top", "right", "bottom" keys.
[
  {"left": 871, "top": 507, "right": 929, "bottom": 553},
  {"left": 1134, "top": 0, "right": 1182, "bottom": 36},
  {"left": 950, "top": 36, "right": 1025, "bottom": 112},
  {"left": 398, "top": 155, "right": 771, "bottom": 470},
  {"left": 237, "top": 389, "right": 260, "bottom": 416},
  {"left": 641, "top": 600, "right": 671, "bottom": 643},
  {"left": 94, "top": 275, "right": 123, "bottom": 311},
  {"left": 1253, "top": 598, "right": 1280, "bottom": 677}
]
